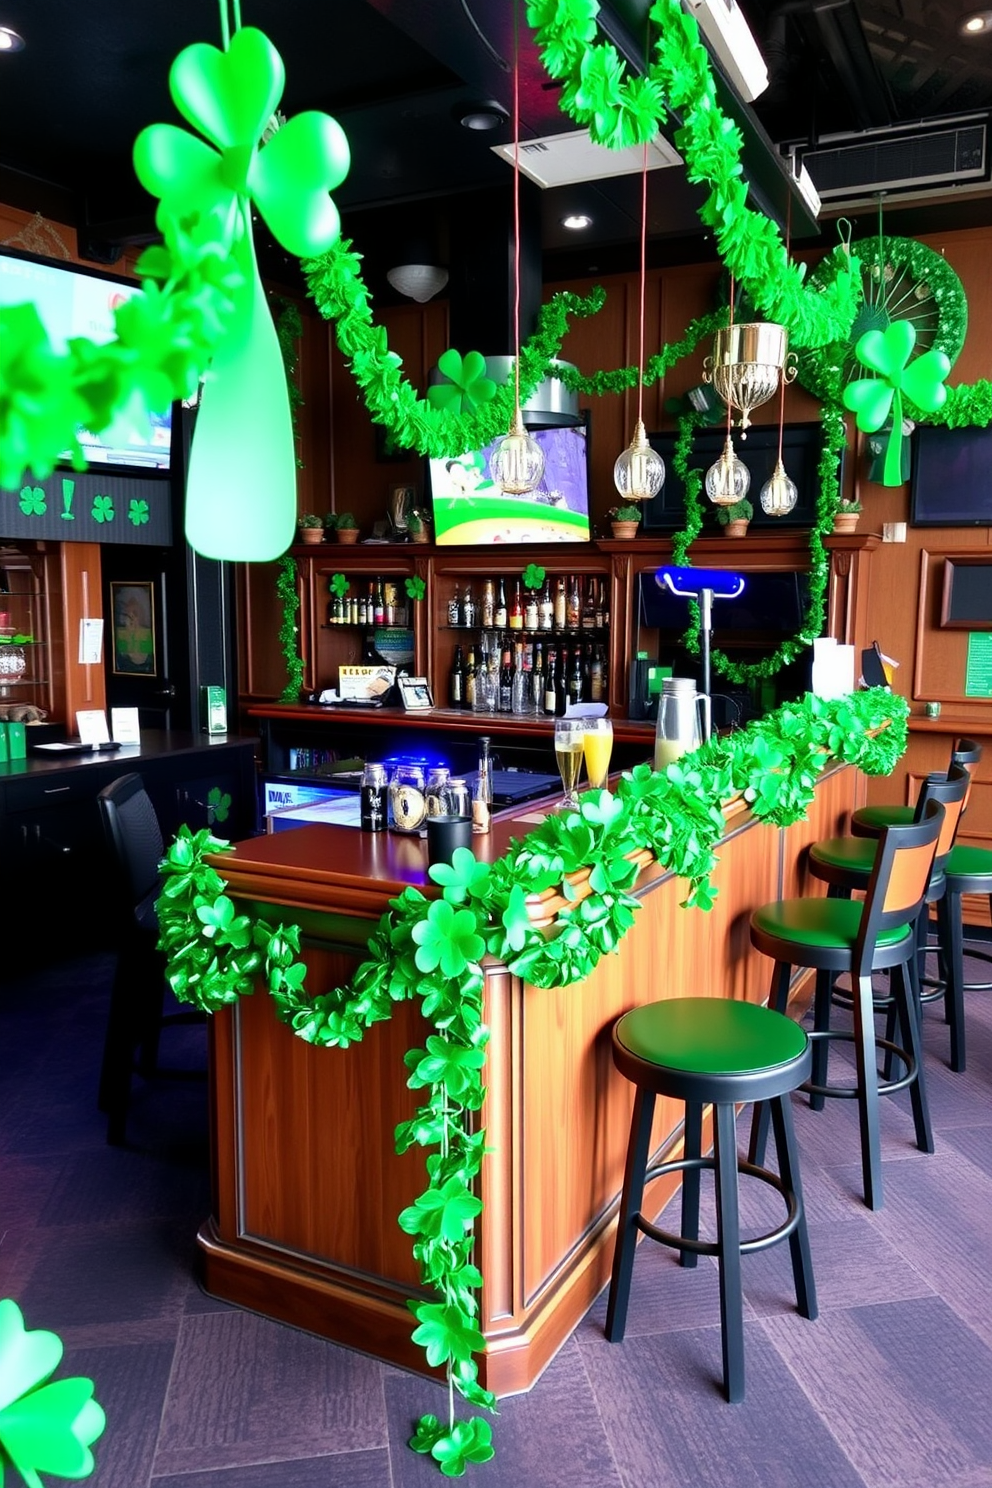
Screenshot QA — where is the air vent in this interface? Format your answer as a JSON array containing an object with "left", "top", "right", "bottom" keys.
[
  {"left": 802, "top": 118, "right": 989, "bottom": 201},
  {"left": 492, "top": 128, "right": 681, "bottom": 189}
]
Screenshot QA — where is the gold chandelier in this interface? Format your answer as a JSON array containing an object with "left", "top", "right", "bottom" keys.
[{"left": 703, "top": 322, "right": 796, "bottom": 434}]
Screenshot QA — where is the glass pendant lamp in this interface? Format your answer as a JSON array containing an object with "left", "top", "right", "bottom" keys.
[
  {"left": 759, "top": 203, "right": 797, "bottom": 516},
  {"left": 613, "top": 142, "right": 665, "bottom": 504},
  {"left": 705, "top": 276, "right": 751, "bottom": 507}
]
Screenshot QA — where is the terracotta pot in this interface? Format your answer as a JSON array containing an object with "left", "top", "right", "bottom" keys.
[
  {"left": 610, "top": 521, "right": 639, "bottom": 540},
  {"left": 335, "top": 527, "right": 360, "bottom": 544},
  {"left": 299, "top": 527, "right": 324, "bottom": 544},
  {"left": 832, "top": 511, "right": 860, "bottom": 533},
  {"left": 409, "top": 530, "right": 429, "bottom": 544},
  {"left": 723, "top": 519, "right": 749, "bottom": 538}
]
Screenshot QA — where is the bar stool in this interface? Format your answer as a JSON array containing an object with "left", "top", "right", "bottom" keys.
[
  {"left": 850, "top": 737, "right": 981, "bottom": 835},
  {"left": 605, "top": 997, "right": 816, "bottom": 1404},
  {"left": 810, "top": 764, "right": 970, "bottom": 1071},
  {"left": 940, "top": 843, "right": 992, "bottom": 1063},
  {"left": 749, "top": 800, "right": 945, "bottom": 1211}
]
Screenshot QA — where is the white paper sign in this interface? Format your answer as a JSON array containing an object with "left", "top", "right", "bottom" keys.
[
  {"left": 111, "top": 707, "right": 141, "bottom": 745},
  {"left": 78, "top": 617, "right": 104, "bottom": 665},
  {"left": 75, "top": 709, "right": 110, "bottom": 745}
]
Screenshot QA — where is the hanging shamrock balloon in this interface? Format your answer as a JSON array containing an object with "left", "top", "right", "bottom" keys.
[
  {"left": 843, "top": 320, "right": 950, "bottom": 486},
  {"left": 426, "top": 350, "right": 498, "bottom": 415},
  {"left": 134, "top": 22, "right": 350, "bottom": 562}
]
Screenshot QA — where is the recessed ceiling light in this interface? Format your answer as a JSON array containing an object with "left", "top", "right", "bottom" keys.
[
  {"left": 960, "top": 9, "right": 992, "bottom": 33},
  {"left": 458, "top": 102, "right": 508, "bottom": 132},
  {"left": 0, "top": 25, "right": 25, "bottom": 51},
  {"left": 562, "top": 214, "right": 593, "bottom": 231}
]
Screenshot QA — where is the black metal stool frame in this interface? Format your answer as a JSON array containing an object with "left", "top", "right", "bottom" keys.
[{"left": 605, "top": 1021, "right": 816, "bottom": 1405}]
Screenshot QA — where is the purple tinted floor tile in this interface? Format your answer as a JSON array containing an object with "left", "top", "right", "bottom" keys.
[{"left": 151, "top": 1448, "right": 391, "bottom": 1487}]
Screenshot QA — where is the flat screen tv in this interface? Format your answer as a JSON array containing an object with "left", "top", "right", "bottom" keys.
[
  {"left": 909, "top": 424, "right": 992, "bottom": 527},
  {"left": 0, "top": 246, "right": 173, "bottom": 473},
  {"left": 640, "top": 421, "right": 837, "bottom": 531},
  {"left": 427, "top": 417, "right": 590, "bottom": 545}
]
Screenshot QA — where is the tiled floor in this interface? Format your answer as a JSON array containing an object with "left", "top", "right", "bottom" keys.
[{"left": 2, "top": 942, "right": 991, "bottom": 1487}]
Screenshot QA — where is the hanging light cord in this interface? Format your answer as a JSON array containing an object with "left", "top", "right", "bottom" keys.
[
  {"left": 777, "top": 193, "right": 792, "bottom": 468},
  {"left": 512, "top": 0, "right": 522, "bottom": 416},
  {"left": 636, "top": 140, "right": 648, "bottom": 428},
  {"left": 725, "top": 275, "right": 735, "bottom": 438}
]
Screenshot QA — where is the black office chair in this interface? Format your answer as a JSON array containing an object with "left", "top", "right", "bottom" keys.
[{"left": 96, "top": 772, "right": 206, "bottom": 1145}]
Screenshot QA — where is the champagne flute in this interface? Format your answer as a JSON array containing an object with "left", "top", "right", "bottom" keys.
[
  {"left": 554, "top": 718, "right": 585, "bottom": 810},
  {"left": 582, "top": 716, "right": 614, "bottom": 790}
]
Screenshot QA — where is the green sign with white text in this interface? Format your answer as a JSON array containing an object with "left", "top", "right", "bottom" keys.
[{"left": 965, "top": 632, "right": 992, "bottom": 698}]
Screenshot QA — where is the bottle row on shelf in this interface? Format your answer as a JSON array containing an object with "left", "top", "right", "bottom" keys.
[
  {"left": 327, "top": 578, "right": 411, "bottom": 628},
  {"left": 448, "top": 636, "right": 609, "bottom": 715},
  {"left": 446, "top": 574, "right": 609, "bottom": 633}
]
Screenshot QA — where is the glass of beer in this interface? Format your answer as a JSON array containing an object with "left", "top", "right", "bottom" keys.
[
  {"left": 582, "top": 716, "right": 614, "bottom": 790},
  {"left": 554, "top": 718, "right": 585, "bottom": 810}
]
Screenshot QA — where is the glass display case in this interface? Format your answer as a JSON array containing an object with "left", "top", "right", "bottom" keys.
[{"left": 0, "top": 545, "right": 55, "bottom": 716}]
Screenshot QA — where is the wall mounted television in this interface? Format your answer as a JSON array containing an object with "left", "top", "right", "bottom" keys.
[
  {"left": 427, "top": 415, "right": 590, "bottom": 546},
  {"left": 0, "top": 246, "right": 174, "bottom": 474},
  {"left": 640, "top": 421, "right": 838, "bottom": 531},
  {"left": 909, "top": 424, "right": 992, "bottom": 527}
]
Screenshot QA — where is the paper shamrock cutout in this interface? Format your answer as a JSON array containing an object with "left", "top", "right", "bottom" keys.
[
  {"left": 405, "top": 576, "right": 426, "bottom": 602},
  {"left": 522, "top": 564, "right": 545, "bottom": 590},
  {"left": 426, "top": 350, "right": 497, "bottom": 415},
  {"left": 133, "top": 26, "right": 350, "bottom": 563},
  {"left": 0, "top": 1298, "right": 106, "bottom": 1487},
  {"left": 329, "top": 572, "right": 349, "bottom": 597},
  {"left": 843, "top": 320, "right": 950, "bottom": 486}
]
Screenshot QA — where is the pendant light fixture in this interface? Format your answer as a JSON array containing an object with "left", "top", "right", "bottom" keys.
[
  {"left": 490, "top": 0, "right": 545, "bottom": 496},
  {"left": 613, "top": 141, "right": 665, "bottom": 503},
  {"left": 705, "top": 277, "right": 751, "bottom": 506},
  {"left": 760, "top": 197, "right": 798, "bottom": 517}
]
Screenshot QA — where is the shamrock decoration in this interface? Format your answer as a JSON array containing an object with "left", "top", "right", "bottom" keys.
[
  {"left": 405, "top": 576, "right": 426, "bottom": 602},
  {"left": 207, "top": 786, "right": 232, "bottom": 824},
  {"left": 426, "top": 350, "right": 497, "bottom": 415},
  {"left": 90, "top": 495, "right": 115, "bottom": 524},
  {"left": 0, "top": 1298, "right": 106, "bottom": 1486},
  {"left": 127, "top": 498, "right": 150, "bottom": 526},
  {"left": 133, "top": 24, "right": 351, "bottom": 563},
  {"left": 522, "top": 563, "right": 545, "bottom": 591},
  {"left": 843, "top": 320, "right": 950, "bottom": 486},
  {"left": 17, "top": 487, "right": 45, "bottom": 517},
  {"left": 329, "top": 572, "right": 349, "bottom": 598}
]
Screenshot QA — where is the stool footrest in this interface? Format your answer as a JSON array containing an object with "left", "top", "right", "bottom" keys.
[
  {"left": 804, "top": 1029, "right": 918, "bottom": 1099},
  {"left": 639, "top": 1154, "right": 803, "bottom": 1258}
]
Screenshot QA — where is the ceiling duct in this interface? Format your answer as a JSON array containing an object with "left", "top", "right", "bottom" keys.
[{"left": 798, "top": 115, "right": 989, "bottom": 205}]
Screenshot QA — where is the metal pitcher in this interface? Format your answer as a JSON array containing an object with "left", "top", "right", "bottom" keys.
[{"left": 654, "top": 677, "right": 710, "bottom": 769}]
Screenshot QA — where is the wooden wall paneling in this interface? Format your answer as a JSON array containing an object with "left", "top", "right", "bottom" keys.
[
  {"left": 235, "top": 557, "right": 292, "bottom": 711},
  {"left": 915, "top": 544, "right": 992, "bottom": 704},
  {"left": 59, "top": 541, "right": 105, "bottom": 723}
]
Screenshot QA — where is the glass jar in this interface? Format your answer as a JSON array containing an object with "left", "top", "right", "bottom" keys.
[
  {"left": 425, "top": 766, "right": 451, "bottom": 816},
  {"left": 0, "top": 643, "right": 27, "bottom": 694},
  {"left": 445, "top": 777, "right": 471, "bottom": 819},
  {"left": 389, "top": 763, "right": 427, "bottom": 833}
]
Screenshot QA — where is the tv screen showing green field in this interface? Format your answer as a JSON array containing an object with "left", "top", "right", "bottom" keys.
[{"left": 428, "top": 424, "right": 590, "bottom": 545}]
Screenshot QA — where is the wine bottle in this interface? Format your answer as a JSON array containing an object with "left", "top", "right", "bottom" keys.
[
  {"left": 568, "top": 648, "right": 583, "bottom": 706},
  {"left": 567, "top": 574, "right": 581, "bottom": 630},
  {"left": 531, "top": 642, "right": 544, "bottom": 711},
  {"left": 481, "top": 579, "right": 495, "bottom": 628},
  {"left": 524, "top": 586, "right": 539, "bottom": 630},
  {"left": 464, "top": 647, "right": 477, "bottom": 710},
  {"left": 553, "top": 576, "right": 567, "bottom": 631},
  {"left": 374, "top": 580, "right": 385, "bottom": 627},
  {"left": 539, "top": 578, "right": 554, "bottom": 631},
  {"left": 449, "top": 644, "right": 465, "bottom": 707},
  {"left": 509, "top": 580, "right": 524, "bottom": 630},
  {"left": 555, "top": 646, "right": 569, "bottom": 715},
  {"left": 544, "top": 648, "right": 558, "bottom": 715},
  {"left": 463, "top": 583, "right": 477, "bottom": 628},
  {"left": 590, "top": 643, "right": 604, "bottom": 702},
  {"left": 498, "top": 646, "right": 513, "bottom": 712},
  {"left": 494, "top": 577, "right": 507, "bottom": 629},
  {"left": 581, "top": 580, "right": 597, "bottom": 629}
]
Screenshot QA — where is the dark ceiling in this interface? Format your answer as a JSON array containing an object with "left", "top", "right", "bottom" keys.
[{"left": 0, "top": 0, "right": 989, "bottom": 299}]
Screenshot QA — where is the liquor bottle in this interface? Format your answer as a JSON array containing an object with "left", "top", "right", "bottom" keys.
[
  {"left": 498, "top": 646, "right": 513, "bottom": 712},
  {"left": 555, "top": 646, "right": 569, "bottom": 715},
  {"left": 567, "top": 574, "right": 581, "bottom": 630},
  {"left": 524, "top": 586, "right": 539, "bottom": 631},
  {"left": 481, "top": 578, "right": 495, "bottom": 628},
  {"left": 509, "top": 580, "right": 524, "bottom": 630},
  {"left": 472, "top": 736, "right": 492, "bottom": 835},
  {"left": 596, "top": 577, "right": 608, "bottom": 630},
  {"left": 357, "top": 588, "right": 368, "bottom": 625},
  {"left": 538, "top": 577, "right": 554, "bottom": 631},
  {"left": 494, "top": 577, "right": 508, "bottom": 629},
  {"left": 448, "top": 586, "right": 461, "bottom": 627},
  {"left": 581, "top": 580, "right": 597, "bottom": 629},
  {"left": 463, "top": 583, "right": 477, "bottom": 628},
  {"left": 464, "top": 647, "right": 477, "bottom": 710},
  {"left": 568, "top": 648, "right": 584, "bottom": 706},
  {"left": 531, "top": 642, "right": 544, "bottom": 712},
  {"left": 582, "top": 641, "right": 593, "bottom": 700},
  {"left": 449, "top": 644, "right": 465, "bottom": 707},
  {"left": 590, "top": 643, "right": 604, "bottom": 702},
  {"left": 374, "top": 579, "right": 385, "bottom": 627},
  {"left": 329, "top": 593, "right": 342, "bottom": 624},
  {"left": 553, "top": 576, "right": 567, "bottom": 631},
  {"left": 511, "top": 644, "right": 528, "bottom": 714},
  {"left": 367, "top": 581, "right": 376, "bottom": 624},
  {"left": 384, "top": 583, "right": 395, "bottom": 626},
  {"left": 543, "top": 648, "right": 558, "bottom": 715}
]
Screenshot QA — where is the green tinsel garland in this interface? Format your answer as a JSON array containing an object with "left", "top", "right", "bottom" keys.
[{"left": 277, "top": 556, "right": 304, "bottom": 702}]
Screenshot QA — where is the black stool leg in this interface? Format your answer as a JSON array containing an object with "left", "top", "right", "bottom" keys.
[
  {"left": 941, "top": 892, "right": 966, "bottom": 1072},
  {"left": 605, "top": 1086, "right": 656, "bottom": 1343},
  {"left": 712, "top": 1101, "right": 744, "bottom": 1403},
  {"left": 680, "top": 1100, "right": 702, "bottom": 1269},
  {"left": 749, "top": 961, "right": 791, "bottom": 1166},
  {"left": 769, "top": 1094, "right": 817, "bottom": 1321},
  {"left": 851, "top": 972, "right": 883, "bottom": 1210},
  {"left": 809, "top": 967, "right": 834, "bottom": 1110},
  {"left": 891, "top": 958, "right": 934, "bottom": 1154}
]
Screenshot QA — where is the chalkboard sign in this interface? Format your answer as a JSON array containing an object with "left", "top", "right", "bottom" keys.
[{"left": 941, "top": 557, "right": 992, "bottom": 629}]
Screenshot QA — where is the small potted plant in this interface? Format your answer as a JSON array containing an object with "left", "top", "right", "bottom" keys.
[
  {"left": 298, "top": 513, "right": 324, "bottom": 544},
  {"left": 330, "top": 512, "right": 360, "bottom": 544},
  {"left": 832, "top": 497, "right": 862, "bottom": 533},
  {"left": 608, "top": 503, "right": 642, "bottom": 539},
  {"left": 716, "top": 498, "right": 753, "bottom": 538},
  {"left": 407, "top": 508, "right": 430, "bottom": 544}
]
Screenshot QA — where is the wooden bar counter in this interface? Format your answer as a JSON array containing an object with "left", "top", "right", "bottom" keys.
[{"left": 197, "top": 762, "right": 861, "bottom": 1396}]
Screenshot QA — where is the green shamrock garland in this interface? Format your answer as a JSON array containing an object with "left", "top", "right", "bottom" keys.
[
  {"left": 276, "top": 555, "right": 304, "bottom": 702},
  {"left": 0, "top": 1298, "right": 106, "bottom": 1486},
  {"left": 157, "top": 686, "right": 906, "bottom": 1477}
]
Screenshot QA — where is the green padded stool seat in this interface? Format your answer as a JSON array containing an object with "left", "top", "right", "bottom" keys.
[
  {"left": 606, "top": 997, "right": 816, "bottom": 1404},
  {"left": 850, "top": 738, "right": 982, "bottom": 840}
]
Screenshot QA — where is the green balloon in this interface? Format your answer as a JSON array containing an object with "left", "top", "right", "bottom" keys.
[{"left": 170, "top": 27, "right": 283, "bottom": 151}]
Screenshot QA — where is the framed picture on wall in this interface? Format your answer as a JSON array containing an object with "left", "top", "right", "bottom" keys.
[{"left": 110, "top": 581, "right": 158, "bottom": 676}]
